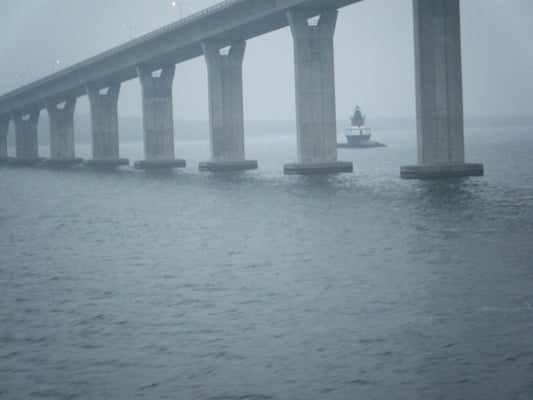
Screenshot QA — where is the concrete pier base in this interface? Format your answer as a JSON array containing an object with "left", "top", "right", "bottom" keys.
[
  {"left": 46, "top": 97, "right": 78, "bottom": 163},
  {"left": 86, "top": 83, "right": 128, "bottom": 167},
  {"left": 285, "top": 9, "right": 352, "bottom": 175},
  {"left": 136, "top": 65, "right": 182, "bottom": 167},
  {"left": 201, "top": 41, "right": 257, "bottom": 171},
  {"left": 12, "top": 109, "right": 40, "bottom": 162},
  {"left": 85, "top": 159, "right": 130, "bottom": 168},
  {"left": 401, "top": 163, "right": 483, "bottom": 179},
  {"left": 199, "top": 160, "right": 257, "bottom": 171},
  {"left": 133, "top": 159, "right": 186, "bottom": 169},
  {"left": 9, "top": 157, "right": 45, "bottom": 166},
  {"left": 44, "top": 158, "right": 84, "bottom": 167},
  {"left": 284, "top": 161, "right": 353, "bottom": 175},
  {"left": 401, "top": 0, "right": 483, "bottom": 179}
]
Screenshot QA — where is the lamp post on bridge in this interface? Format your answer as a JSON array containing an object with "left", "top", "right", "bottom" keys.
[
  {"left": 171, "top": 1, "right": 188, "bottom": 19},
  {"left": 123, "top": 24, "right": 138, "bottom": 40},
  {"left": 16, "top": 72, "right": 27, "bottom": 85},
  {"left": 52, "top": 59, "right": 61, "bottom": 73}
]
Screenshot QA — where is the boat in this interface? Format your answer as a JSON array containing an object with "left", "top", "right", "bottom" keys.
[{"left": 337, "top": 105, "right": 385, "bottom": 148}]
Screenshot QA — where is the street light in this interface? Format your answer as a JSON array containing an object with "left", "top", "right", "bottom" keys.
[
  {"left": 122, "top": 24, "right": 137, "bottom": 40},
  {"left": 53, "top": 59, "right": 61, "bottom": 73},
  {"left": 171, "top": 1, "right": 188, "bottom": 19},
  {"left": 16, "top": 72, "right": 27, "bottom": 85}
]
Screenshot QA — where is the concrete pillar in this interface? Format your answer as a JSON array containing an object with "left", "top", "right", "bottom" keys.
[
  {"left": 401, "top": 0, "right": 483, "bottom": 178},
  {"left": 284, "top": 9, "right": 352, "bottom": 174},
  {"left": 85, "top": 83, "right": 129, "bottom": 167},
  {"left": 199, "top": 41, "right": 257, "bottom": 171},
  {"left": 11, "top": 109, "right": 41, "bottom": 165},
  {"left": 134, "top": 65, "right": 185, "bottom": 169},
  {"left": 45, "top": 97, "right": 83, "bottom": 165},
  {"left": 0, "top": 117, "right": 8, "bottom": 162}
]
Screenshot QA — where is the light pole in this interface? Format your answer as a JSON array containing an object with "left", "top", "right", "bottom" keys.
[
  {"left": 53, "top": 59, "right": 61, "bottom": 73},
  {"left": 16, "top": 72, "right": 27, "bottom": 85},
  {"left": 171, "top": 1, "right": 188, "bottom": 19},
  {"left": 122, "top": 24, "right": 137, "bottom": 40}
]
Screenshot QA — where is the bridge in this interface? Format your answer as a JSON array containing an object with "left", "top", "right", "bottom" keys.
[{"left": 0, "top": 0, "right": 483, "bottom": 178}]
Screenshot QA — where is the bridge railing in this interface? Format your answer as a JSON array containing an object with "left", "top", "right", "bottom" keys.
[
  {"left": 97, "top": 0, "right": 246, "bottom": 62},
  {"left": 0, "top": 0, "right": 247, "bottom": 102}
]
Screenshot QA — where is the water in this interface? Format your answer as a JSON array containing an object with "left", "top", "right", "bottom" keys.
[{"left": 1, "top": 126, "right": 532, "bottom": 399}]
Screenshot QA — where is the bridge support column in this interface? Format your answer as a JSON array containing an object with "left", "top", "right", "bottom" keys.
[
  {"left": 284, "top": 9, "right": 352, "bottom": 174},
  {"left": 0, "top": 118, "right": 8, "bottom": 163},
  {"left": 45, "top": 98, "right": 83, "bottom": 166},
  {"left": 85, "top": 84, "right": 129, "bottom": 167},
  {"left": 401, "top": 0, "right": 483, "bottom": 179},
  {"left": 134, "top": 65, "right": 185, "bottom": 169},
  {"left": 199, "top": 41, "right": 257, "bottom": 171},
  {"left": 11, "top": 110, "right": 41, "bottom": 166}
]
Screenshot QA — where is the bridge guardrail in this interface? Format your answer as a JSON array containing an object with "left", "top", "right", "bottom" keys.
[{"left": 0, "top": 0, "right": 246, "bottom": 102}]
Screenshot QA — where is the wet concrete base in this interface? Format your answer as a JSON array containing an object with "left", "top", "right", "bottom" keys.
[
  {"left": 199, "top": 160, "right": 258, "bottom": 171},
  {"left": 400, "top": 163, "right": 484, "bottom": 179},
  {"left": 133, "top": 159, "right": 186, "bottom": 170},
  {"left": 8, "top": 157, "right": 46, "bottom": 167},
  {"left": 44, "top": 158, "right": 84, "bottom": 167},
  {"left": 85, "top": 159, "right": 130, "bottom": 168},
  {"left": 283, "top": 161, "right": 353, "bottom": 175}
]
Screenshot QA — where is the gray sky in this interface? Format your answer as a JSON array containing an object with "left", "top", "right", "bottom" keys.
[{"left": 0, "top": 0, "right": 532, "bottom": 121}]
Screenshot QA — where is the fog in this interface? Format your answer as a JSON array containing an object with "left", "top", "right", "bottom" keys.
[{"left": 0, "top": 0, "right": 532, "bottom": 121}]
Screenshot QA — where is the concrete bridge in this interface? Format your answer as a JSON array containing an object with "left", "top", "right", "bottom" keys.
[{"left": 0, "top": 0, "right": 483, "bottom": 178}]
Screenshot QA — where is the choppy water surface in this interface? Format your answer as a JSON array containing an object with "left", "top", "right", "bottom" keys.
[{"left": 1, "top": 127, "right": 532, "bottom": 399}]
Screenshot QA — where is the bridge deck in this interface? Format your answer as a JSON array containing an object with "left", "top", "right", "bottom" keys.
[{"left": 0, "top": 0, "right": 362, "bottom": 117}]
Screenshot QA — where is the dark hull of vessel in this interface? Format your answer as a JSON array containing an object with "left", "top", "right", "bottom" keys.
[
  {"left": 337, "top": 127, "right": 385, "bottom": 148},
  {"left": 346, "top": 134, "right": 371, "bottom": 145},
  {"left": 337, "top": 140, "right": 386, "bottom": 148}
]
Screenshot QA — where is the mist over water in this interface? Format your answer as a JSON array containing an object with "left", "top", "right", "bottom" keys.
[{"left": 1, "top": 125, "right": 532, "bottom": 399}]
